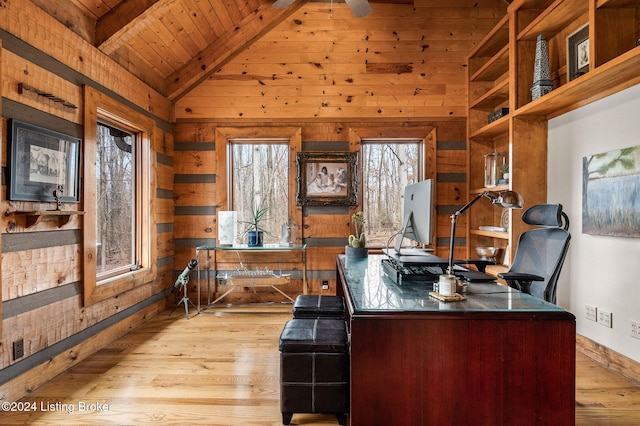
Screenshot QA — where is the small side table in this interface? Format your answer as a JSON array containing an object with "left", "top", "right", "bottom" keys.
[{"left": 195, "top": 244, "right": 307, "bottom": 311}]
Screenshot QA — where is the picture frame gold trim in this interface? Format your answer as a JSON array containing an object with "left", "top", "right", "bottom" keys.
[{"left": 296, "top": 152, "right": 358, "bottom": 206}]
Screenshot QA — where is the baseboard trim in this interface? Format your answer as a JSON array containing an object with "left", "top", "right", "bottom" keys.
[
  {"left": 0, "top": 298, "right": 168, "bottom": 401},
  {"left": 577, "top": 334, "right": 640, "bottom": 386}
]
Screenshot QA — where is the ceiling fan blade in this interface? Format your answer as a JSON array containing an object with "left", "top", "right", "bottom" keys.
[
  {"left": 344, "top": 0, "right": 372, "bottom": 18},
  {"left": 273, "top": 0, "right": 297, "bottom": 9}
]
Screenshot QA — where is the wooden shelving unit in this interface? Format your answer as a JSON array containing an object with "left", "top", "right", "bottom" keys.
[
  {"left": 466, "top": 0, "right": 640, "bottom": 270},
  {"left": 467, "top": 13, "right": 518, "bottom": 267},
  {"left": 515, "top": 45, "right": 640, "bottom": 119},
  {"left": 516, "top": 0, "right": 588, "bottom": 42}
]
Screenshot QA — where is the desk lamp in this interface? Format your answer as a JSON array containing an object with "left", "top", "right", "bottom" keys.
[{"left": 446, "top": 190, "right": 524, "bottom": 277}]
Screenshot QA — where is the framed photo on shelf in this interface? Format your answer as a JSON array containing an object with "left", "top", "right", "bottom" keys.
[
  {"left": 296, "top": 152, "right": 358, "bottom": 206},
  {"left": 7, "top": 119, "right": 81, "bottom": 203},
  {"left": 567, "top": 24, "right": 589, "bottom": 81}
]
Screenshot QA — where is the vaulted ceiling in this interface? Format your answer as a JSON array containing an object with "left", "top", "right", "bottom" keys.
[{"left": 32, "top": 0, "right": 413, "bottom": 102}]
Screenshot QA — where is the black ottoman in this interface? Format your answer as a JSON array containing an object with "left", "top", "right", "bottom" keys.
[
  {"left": 279, "top": 318, "right": 349, "bottom": 425},
  {"left": 292, "top": 295, "right": 345, "bottom": 319}
]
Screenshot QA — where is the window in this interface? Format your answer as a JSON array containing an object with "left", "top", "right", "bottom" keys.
[
  {"left": 229, "top": 140, "right": 289, "bottom": 244},
  {"left": 83, "top": 86, "right": 155, "bottom": 305},
  {"left": 361, "top": 140, "right": 422, "bottom": 247},
  {"left": 95, "top": 122, "right": 136, "bottom": 278}
]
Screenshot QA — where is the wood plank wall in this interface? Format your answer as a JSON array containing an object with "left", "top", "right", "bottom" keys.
[
  {"left": 172, "top": 2, "right": 505, "bottom": 301},
  {"left": 173, "top": 120, "right": 468, "bottom": 301},
  {"left": 0, "top": 0, "right": 506, "bottom": 401},
  {"left": 174, "top": 2, "right": 506, "bottom": 121},
  {"left": 0, "top": 1, "right": 173, "bottom": 400}
]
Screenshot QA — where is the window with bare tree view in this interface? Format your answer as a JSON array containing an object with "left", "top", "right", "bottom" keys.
[
  {"left": 361, "top": 141, "right": 421, "bottom": 247},
  {"left": 83, "top": 86, "right": 155, "bottom": 305},
  {"left": 96, "top": 122, "right": 135, "bottom": 277},
  {"left": 230, "top": 141, "right": 289, "bottom": 244}
]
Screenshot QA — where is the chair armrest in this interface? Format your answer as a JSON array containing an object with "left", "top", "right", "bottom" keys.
[{"left": 497, "top": 272, "right": 544, "bottom": 282}]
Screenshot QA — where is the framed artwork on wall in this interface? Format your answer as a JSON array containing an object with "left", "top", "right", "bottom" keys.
[
  {"left": 582, "top": 145, "right": 640, "bottom": 237},
  {"left": 296, "top": 152, "right": 358, "bottom": 206},
  {"left": 567, "top": 24, "right": 589, "bottom": 81},
  {"left": 7, "top": 119, "right": 81, "bottom": 203}
]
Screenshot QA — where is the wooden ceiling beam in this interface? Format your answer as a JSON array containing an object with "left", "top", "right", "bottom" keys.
[
  {"left": 30, "top": 0, "right": 96, "bottom": 44},
  {"left": 96, "top": 0, "right": 178, "bottom": 52},
  {"left": 165, "top": 1, "right": 308, "bottom": 102},
  {"left": 308, "top": 0, "right": 413, "bottom": 3}
]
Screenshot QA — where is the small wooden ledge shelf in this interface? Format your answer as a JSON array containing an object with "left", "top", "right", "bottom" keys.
[{"left": 10, "top": 210, "right": 85, "bottom": 229}]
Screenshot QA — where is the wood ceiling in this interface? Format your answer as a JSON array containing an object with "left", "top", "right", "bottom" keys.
[{"left": 31, "top": 0, "right": 413, "bottom": 102}]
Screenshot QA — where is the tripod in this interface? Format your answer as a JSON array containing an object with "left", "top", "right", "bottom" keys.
[
  {"left": 170, "top": 260, "right": 199, "bottom": 319},
  {"left": 171, "top": 277, "right": 198, "bottom": 319}
]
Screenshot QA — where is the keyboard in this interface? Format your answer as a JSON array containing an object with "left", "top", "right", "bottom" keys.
[{"left": 381, "top": 259, "right": 442, "bottom": 285}]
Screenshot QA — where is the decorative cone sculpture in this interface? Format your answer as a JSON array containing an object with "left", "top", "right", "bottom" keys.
[{"left": 531, "top": 34, "right": 553, "bottom": 100}]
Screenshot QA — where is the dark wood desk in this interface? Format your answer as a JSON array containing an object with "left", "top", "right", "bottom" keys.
[{"left": 337, "top": 255, "right": 576, "bottom": 426}]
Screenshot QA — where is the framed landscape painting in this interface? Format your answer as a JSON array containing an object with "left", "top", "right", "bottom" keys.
[{"left": 582, "top": 145, "right": 640, "bottom": 237}]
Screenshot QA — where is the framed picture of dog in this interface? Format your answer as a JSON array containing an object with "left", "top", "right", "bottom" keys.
[{"left": 296, "top": 152, "right": 358, "bottom": 206}]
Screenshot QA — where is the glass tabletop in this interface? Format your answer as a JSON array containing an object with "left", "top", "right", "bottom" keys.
[{"left": 339, "top": 255, "right": 568, "bottom": 313}]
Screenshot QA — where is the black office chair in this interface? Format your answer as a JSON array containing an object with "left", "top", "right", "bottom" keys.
[{"left": 498, "top": 204, "right": 570, "bottom": 304}]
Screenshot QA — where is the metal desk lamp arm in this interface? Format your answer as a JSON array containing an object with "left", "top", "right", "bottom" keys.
[{"left": 447, "top": 191, "right": 523, "bottom": 275}]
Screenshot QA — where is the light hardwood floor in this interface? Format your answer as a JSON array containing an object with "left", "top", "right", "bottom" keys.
[{"left": 2, "top": 304, "right": 640, "bottom": 425}]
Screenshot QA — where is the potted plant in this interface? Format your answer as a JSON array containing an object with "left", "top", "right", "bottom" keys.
[
  {"left": 500, "top": 163, "right": 510, "bottom": 184},
  {"left": 241, "top": 204, "right": 270, "bottom": 247},
  {"left": 346, "top": 211, "right": 368, "bottom": 257},
  {"left": 502, "top": 163, "right": 510, "bottom": 178}
]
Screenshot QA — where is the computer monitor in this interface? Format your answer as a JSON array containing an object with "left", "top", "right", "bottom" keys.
[{"left": 394, "top": 179, "right": 434, "bottom": 255}]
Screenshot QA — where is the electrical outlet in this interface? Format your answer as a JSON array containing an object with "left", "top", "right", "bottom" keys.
[
  {"left": 13, "top": 338, "right": 24, "bottom": 360},
  {"left": 598, "top": 310, "right": 612, "bottom": 328},
  {"left": 631, "top": 320, "right": 640, "bottom": 340},
  {"left": 322, "top": 280, "right": 329, "bottom": 290},
  {"left": 585, "top": 305, "right": 597, "bottom": 322}
]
